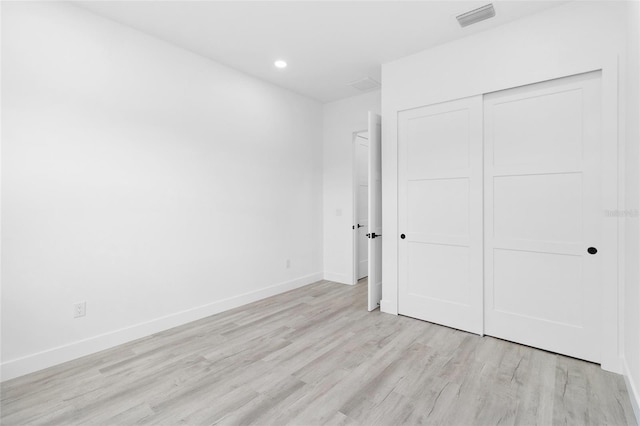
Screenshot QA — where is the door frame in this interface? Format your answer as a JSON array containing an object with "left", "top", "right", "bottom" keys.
[
  {"left": 352, "top": 129, "right": 368, "bottom": 286},
  {"left": 385, "top": 57, "right": 622, "bottom": 373}
]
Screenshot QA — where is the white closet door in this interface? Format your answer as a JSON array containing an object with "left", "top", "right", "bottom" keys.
[
  {"left": 483, "top": 72, "right": 602, "bottom": 363},
  {"left": 398, "top": 96, "right": 483, "bottom": 334}
]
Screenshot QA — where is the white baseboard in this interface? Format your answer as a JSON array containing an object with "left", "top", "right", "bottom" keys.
[
  {"left": 380, "top": 299, "right": 397, "bottom": 315},
  {"left": 623, "top": 358, "right": 640, "bottom": 425},
  {"left": 1, "top": 272, "right": 323, "bottom": 382},
  {"left": 323, "top": 271, "right": 352, "bottom": 285}
]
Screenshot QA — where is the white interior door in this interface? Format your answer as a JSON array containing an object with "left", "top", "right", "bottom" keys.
[
  {"left": 483, "top": 71, "right": 602, "bottom": 363},
  {"left": 356, "top": 133, "right": 369, "bottom": 280},
  {"left": 398, "top": 96, "right": 483, "bottom": 334},
  {"left": 367, "top": 113, "right": 382, "bottom": 311}
]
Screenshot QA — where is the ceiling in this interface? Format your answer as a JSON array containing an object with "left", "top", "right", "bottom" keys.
[{"left": 77, "top": 1, "right": 568, "bottom": 103}]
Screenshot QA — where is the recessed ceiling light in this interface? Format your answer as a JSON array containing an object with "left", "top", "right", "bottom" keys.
[{"left": 274, "top": 60, "right": 287, "bottom": 69}]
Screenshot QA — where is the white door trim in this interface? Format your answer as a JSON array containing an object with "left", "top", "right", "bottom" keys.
[{"left": 599, "top": 57, "right": 622, "bottom": 373}]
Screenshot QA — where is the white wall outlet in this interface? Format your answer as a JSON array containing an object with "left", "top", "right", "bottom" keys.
[
  {"left": 286, "top": 259, "right": 291, "bottom": 269},
  {"left": 74, "top": 301, "right": 86, "bottom": 318}
]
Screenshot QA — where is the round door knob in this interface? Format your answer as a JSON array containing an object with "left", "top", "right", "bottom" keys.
[
  {"left": 400, "top": 234, "right": 406, "bottom": 239},
  {"left": 588, "top": 247, "right": 598, "bottom": 255}
]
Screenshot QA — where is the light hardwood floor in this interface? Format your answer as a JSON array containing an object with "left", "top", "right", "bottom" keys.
[{"left": 1, "top": 279, "right": 637, "bottom": 425}]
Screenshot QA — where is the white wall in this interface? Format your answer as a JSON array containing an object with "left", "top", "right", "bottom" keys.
[
  {"left": 624, "top": 0, "right": 640, "bottom": 420},
  {"left": 381, "top": 1, "right": 628, "bottom": 372},
  {"left": 322, "top": 91, "right": 380, "bottom": 284},
  {"left": 1, "top": 2, "right": 323, "bottom": 380}
]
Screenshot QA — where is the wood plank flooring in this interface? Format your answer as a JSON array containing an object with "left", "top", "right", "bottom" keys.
[{"left": 1, "top": 279, "right": 637, "bottom": 425}]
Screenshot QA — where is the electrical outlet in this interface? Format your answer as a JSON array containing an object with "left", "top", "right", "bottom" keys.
[
  {"left": 286, "top": 259, "right": 291, "bottom": 269},
  {"left": 74, "top": 301, "right": 86, "bottom": 318}
]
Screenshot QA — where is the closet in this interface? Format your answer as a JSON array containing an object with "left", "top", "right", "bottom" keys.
[{"left": 398, "top": 71, "right": 603, "bottom": 363}]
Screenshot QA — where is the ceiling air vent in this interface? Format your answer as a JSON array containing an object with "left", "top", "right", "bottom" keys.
[
  {"left": 348, "top": 77, "right": 381, "bottom": 92},
  {"left": 456, "top": 3, "right": 496, "bottom": 28}
]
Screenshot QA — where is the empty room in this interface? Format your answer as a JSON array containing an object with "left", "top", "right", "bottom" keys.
[{"left": 2, "top": 0, "right": 640, "bottom": 424}]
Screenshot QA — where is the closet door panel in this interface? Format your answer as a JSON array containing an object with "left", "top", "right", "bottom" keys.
[
  {"left": 398, "top": 96, "right": 483, "bottom": 335},
  {"left": 484, "top": 71, "right": 602, "bottom": 363}
]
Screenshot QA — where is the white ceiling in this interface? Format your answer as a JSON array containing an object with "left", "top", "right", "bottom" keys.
[{"left": 77, "top": 1, "right": 568, "bottom": 103}]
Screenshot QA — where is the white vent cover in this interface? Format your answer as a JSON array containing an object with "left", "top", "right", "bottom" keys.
[
  {"left": 348, "top": 77, "right": 381, "bottom": 92},
  {"left": 456, "top": 3, "right": 496, "bottom": 28}
]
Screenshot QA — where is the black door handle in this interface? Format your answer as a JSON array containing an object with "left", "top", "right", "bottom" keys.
[
  {"left": 357, "top": 224, "right": 364, "bottom": 228},
  {"left": 588, "top": 247, "right": 598, "bottom": 255},
  {"left": 367, "top": 233, "right": 380, "bottom": 239}
]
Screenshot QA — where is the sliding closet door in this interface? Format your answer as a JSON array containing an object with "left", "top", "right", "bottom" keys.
[
  {"left": 398, "top": 96, "right": 483, "bottom": 335},
  {"left": 483, "top": 72, "right": 602, "bottom": 363}
]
